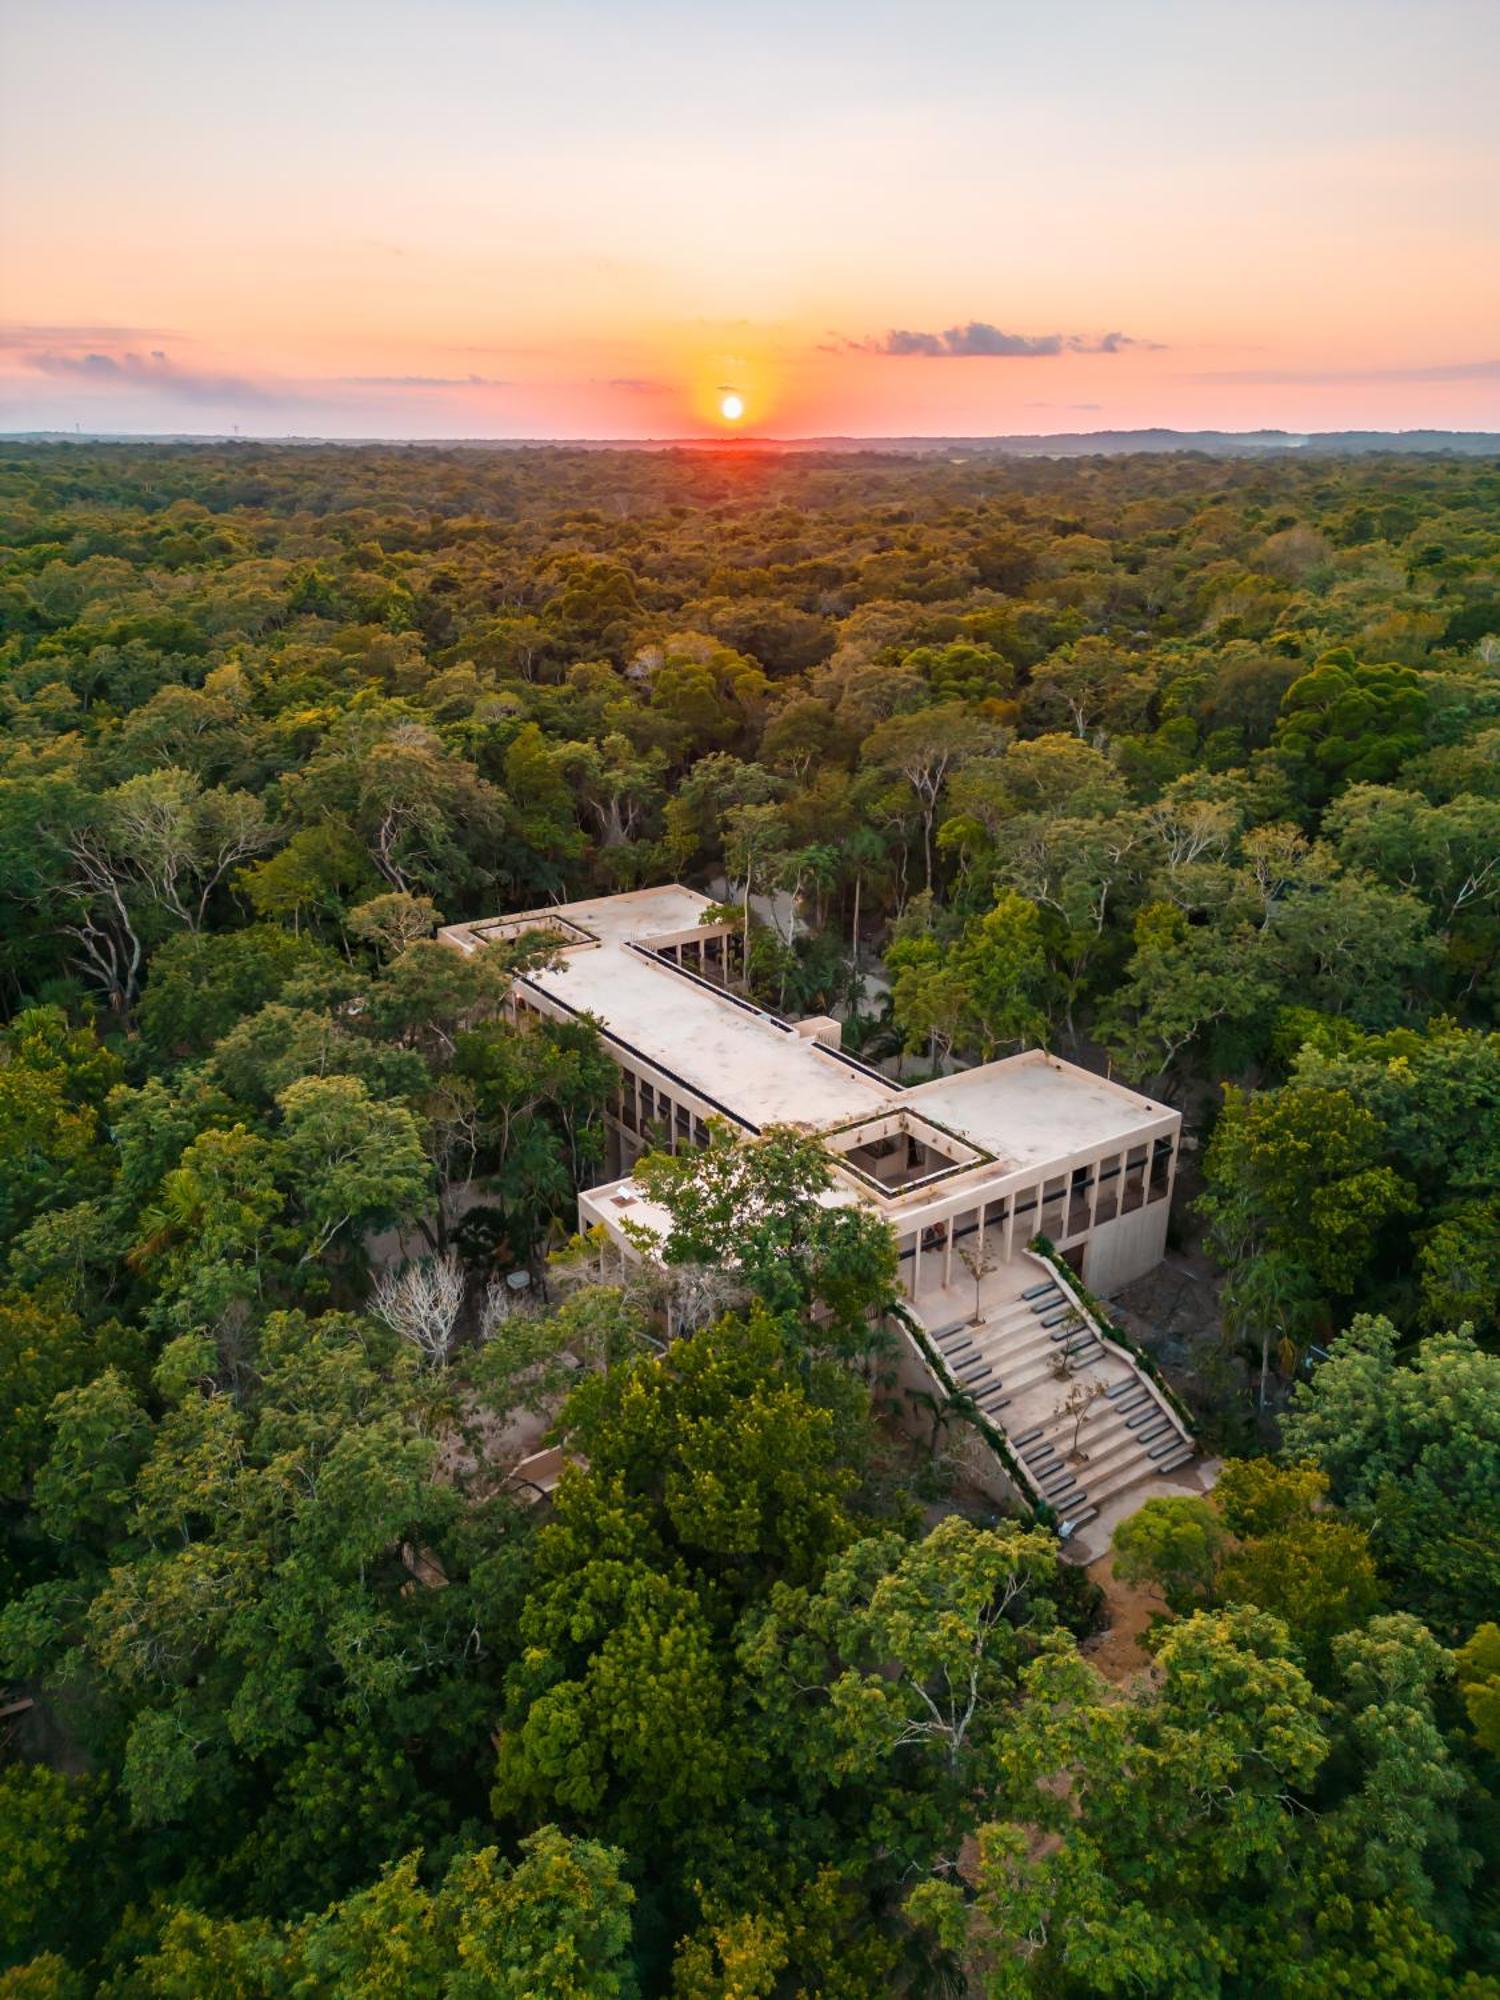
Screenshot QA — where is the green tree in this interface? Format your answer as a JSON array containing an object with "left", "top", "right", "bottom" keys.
[
  {"left": 632, "top": 1125, "right": 898, "bottom": 1353},
  {"left": 276, "top": 1074, "right": 430, "bottom": 1262},
  {"left": 1279, "top": 1316, "right": 1500, "bottom": 1637},
  {"left": 1273, "top": 650, "right": 1429, "bottom": 801},
  {"left": 236, "top": 821, "right": 381, "bottom": 936},
  {"left": 493, "top": 1311, "right": 869, "bottom": 1848},
  {"left": 139, "top": 927, "right": 340, "bottom": 1060},
  {"left": 863, "top": 702, "right": 986, "bottom": 893},
  {"left": 886, "top": 931, "right": 972, "bottom": 1071},
  {"left": 1215, "top": 1460, "right": 1383, "bottom": 1677},
  {"left": 1112, "top": 1495, "right": 1226, "bottom": 1614},
  {"left": 957, "top": 890, "right": 1051, "bottom": 1057},
  {"left": 911, "top": 1608, "right": 1332, "bottom": 1997},
  {"left": 118, "top": 1831, "right": 637, "bottom": 1999},
  {"left": 0, "top": 1009, "right": 121, "bottom": 1247},
  {"left": 1101, "top": 900, "right": 1271, "bottom": 1088},
  {"left": 0, "top": 1766, "right": 94, "bottom": 1968},
  {"left": 1201, "top": 1081, "right": 1415, "bottom": 1298},
  {"left": 346, "top": 891, "right": 445, "bottom": 960},
  {"left": 1454, "top": 1622, "right": 1500, "bottom": 1754}
]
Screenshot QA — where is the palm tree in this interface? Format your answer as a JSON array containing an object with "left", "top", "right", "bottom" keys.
[
  {"left": 1222, "top": 1250, "right": 1319, "bottom": 1412},
  {"left": 908, "top": 1384, "right": 985, "bottom": 1462}
]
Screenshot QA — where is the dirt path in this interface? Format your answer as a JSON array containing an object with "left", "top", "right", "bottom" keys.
[{"left": 1080, "top": 1552, "right": 1163, "bottom": 1683}]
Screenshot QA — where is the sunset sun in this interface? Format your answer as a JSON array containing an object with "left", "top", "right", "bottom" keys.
[{"left": 718, "top": 390, "right": 745, "bottom": 423}]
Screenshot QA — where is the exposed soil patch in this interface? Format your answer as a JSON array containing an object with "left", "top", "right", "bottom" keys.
[{"left": 1080, "top": 1552, "right": 1164, "bottom": 1685}]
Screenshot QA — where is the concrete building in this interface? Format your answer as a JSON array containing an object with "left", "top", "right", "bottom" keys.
[
  {"left": 441, "top": 885, "right": 1199, "bottom": 1548},
  {"left": 441, "top": 884, "right": 1179, "bottom": 1299}
]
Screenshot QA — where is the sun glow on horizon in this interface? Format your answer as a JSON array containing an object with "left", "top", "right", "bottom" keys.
[{"left": 718, "top": 390, "right": 745, "bottom": 424}]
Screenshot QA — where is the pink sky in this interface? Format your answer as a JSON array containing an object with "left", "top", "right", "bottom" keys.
[{"left": 3, "top": 0, "right": 1497, "bottom": 438}]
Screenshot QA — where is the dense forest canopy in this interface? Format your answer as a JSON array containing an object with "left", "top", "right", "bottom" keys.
[{"left": 0, "top": 441, "right": 1496, "bottom": 1996}]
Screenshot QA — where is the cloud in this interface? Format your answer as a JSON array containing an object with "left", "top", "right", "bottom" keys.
[
  {"left": 16, "top": 348, "right": 510, "bottom": 406},
  {"left": 1, "top": 324, "right": 185, "bottom": 355},
  {"left": 1093, "top": 330, "right": 1164, "bottom": 353},
  {"left": 26, "top": 349, "right": 271, "bottom": 403},
  {"left": 605, "top": 376, "right": 665, "bottom": 393},
  {"left": 1193, "top": 358, "right": 1500, "bottom": 385},
  {"left": 836, "top": 323, "right": 1163, "bottom": 358},
  {"left": 336, "top": 374, "right": 508, "bottom": 389}
]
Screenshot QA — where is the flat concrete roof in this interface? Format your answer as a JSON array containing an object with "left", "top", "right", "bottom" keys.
[
  {"left": 443, "top": 886, "right": 1175, "bottom": 1170},
  {"left": 531, "top": 939, "right": 893, "bottom": 1129},
  {"left": 444, "top": 887, "right": 895, "bottom": 1132},
  {"left": 902, "top": 1053, "right": 1176, "bottom": 1174}
]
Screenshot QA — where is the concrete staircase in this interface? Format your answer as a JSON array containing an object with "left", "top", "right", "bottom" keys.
[{"left": 923, "top": 1258, "right": 1194, "bottom": 1540}]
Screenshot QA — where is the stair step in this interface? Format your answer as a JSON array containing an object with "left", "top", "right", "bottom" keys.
[
  {"left": 1083, "top": 1462, "right": 1164, "bottom": 1510},
  {"left": 953, "top": 1355, "right": 990, "bottom": 1379},
  {"left": 1022, "top": 1441, "right": 1058, "bottom": 1464},
  {"left": 1105, "top": 1379, "right": 1134, "bottom": 1399},
  {"left": 1011, "top": 1426, "right": 1044, "bottom": 1447},
  {"left": 1021, "top": 1281, "right": 1058, "bottom": 1301},
  {"left": 1062, "top": 1434, "right": 1148, "bottom": 1482},
  {"left": 1155, "top": 1445, "right": 1195, "bottom": 1473},
  {"left": 1058, "top": 1506, "right": 1098, "bottom": 1534},
  {"left": 1149, "top": 1434, "right": 1187, "bottom": 1460},
  {"left": 1114, "top": 1389, "right": 1148, "bottom": 1414},
  {"left": 1126, "top": 1404, "right": 1161, "bottom": 1430},
  {"left": 1138, "top": 1419, "right": 1173, "bottom": 1446},
  {"left": 1039, "top": 1307, "right": 1073, "bottom": 1328},
  {"left": 1046, "top": 1483, "right": 1087, "bottom": 1510}
]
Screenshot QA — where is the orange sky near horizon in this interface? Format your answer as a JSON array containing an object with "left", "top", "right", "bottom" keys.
[{"left": 2, "top": 0, "right": 1497, "bottom": 438}]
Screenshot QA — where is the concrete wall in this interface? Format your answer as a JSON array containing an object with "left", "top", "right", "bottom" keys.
[
  {"left": 889, "top": 1318, "right": 1022, "bottom": 1510},
  {"left": 1081, "top": 1199, "right": 1171, "bottom": 1296}
]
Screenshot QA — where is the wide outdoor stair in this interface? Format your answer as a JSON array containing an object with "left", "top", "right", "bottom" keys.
[{"left": 923, "top": 1260, "right": 1195, "bottom": 1538}]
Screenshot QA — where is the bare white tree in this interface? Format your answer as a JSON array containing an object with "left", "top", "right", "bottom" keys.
[
  {"left": 478, "top": 1270, "right": 541, "bottom": 1344},
  {"left": 372, "top": 1252, "right": 466, "bottom": 1367},
  {"left": 958, "top": 1232, "right": 999, "bottom": 1326},
  {"left": 1057, "top": 1377, "right": 1104, "bottom": 1459},
  {"left": 661, "top": 1261, "right": 747, "bottom": 1338}
]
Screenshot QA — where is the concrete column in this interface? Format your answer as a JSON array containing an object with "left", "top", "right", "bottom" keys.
[
  {"left": 912, "top": 1232, "right": 923, "bottom": 1303},
  {"left": 943, "top": 1216, "right": 954, "bottom": 1290}
]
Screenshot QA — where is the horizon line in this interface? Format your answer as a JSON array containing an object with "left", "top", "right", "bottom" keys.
[{"left": 5, "top": 424, "right": 1500, "bottom": 449}]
